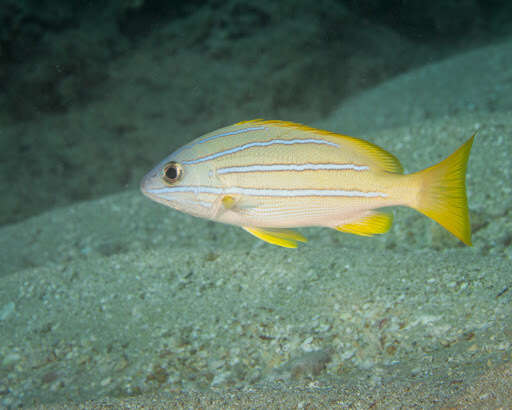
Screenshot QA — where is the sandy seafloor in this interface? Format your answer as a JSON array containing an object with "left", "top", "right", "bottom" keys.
[{"left": 1, "top": 39, "right": 512, "bottom": 408}]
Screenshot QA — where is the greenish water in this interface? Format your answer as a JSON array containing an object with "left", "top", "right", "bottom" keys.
[{"left": 1, "top": 2, "right": 512, "bottom": 407}]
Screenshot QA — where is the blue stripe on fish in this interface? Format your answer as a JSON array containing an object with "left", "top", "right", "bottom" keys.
[
  {"left": 181, "top": 138, "right": 340, "bottom": 165},
  {"left": 148, "top": 185, "right": 388, "bottom": 198},
  {"left": 173, "top": 126, "right": 266, "bottom": 157},
  {"left": 216, "top": 163, "right": 369, "bottom": 174}
]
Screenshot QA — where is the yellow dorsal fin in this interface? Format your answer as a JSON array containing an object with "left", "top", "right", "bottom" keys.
[
  {"left": 336, "top": 211, "right": 393, "bottom": 237},
  {"left": 236, "top": 119, "right": 403, "bottom": 174},
  {"left": 243, "top": 227, "right": 307, "bottom": 248},
  {"left": 235, "top": 119, "right": 264, "bottom": 125}
]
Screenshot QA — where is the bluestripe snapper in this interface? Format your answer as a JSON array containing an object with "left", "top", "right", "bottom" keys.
[{"left": 141, "top": 120, "right": 473, "bottom": 248}]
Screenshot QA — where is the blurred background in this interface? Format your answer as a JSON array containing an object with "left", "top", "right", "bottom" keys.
[{"left": 1, "top": 0, "right": 511, "bottom": 226}]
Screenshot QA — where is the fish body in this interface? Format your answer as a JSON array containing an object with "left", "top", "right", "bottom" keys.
[{"left": 141, "top": 120, "right": 473, "bottom": 248}]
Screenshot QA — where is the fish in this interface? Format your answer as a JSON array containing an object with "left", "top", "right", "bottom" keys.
[{"left": 140, "top": 120, "right": 474, "bottom": 248}]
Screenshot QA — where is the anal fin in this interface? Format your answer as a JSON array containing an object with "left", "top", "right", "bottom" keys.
[
  {"left": 336, "top": 211, "right": 393, "bottom": 237},
  {"left": 243, "top": 227, "right": 307, "bottom": 248}
]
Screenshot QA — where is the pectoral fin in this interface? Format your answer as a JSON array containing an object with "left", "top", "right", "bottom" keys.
[
  {"left": 221, "top": 195, "right": 237, "bottom": 210},
  {"left": 221, "top": 195, "right": 257, "bottom": 210},
  {"left": 336, "top": 211, "right": 393, "bottom": 237},
  {"left": 214, "top": 195, "right": 255, "bottom": 219},
  {"left": 243, "top": 227, "right": 307, "bottom": 248}
]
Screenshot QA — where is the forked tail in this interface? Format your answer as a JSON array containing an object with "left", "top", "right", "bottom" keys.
[{"left": 411, "top": 135, "right": 475, "bottom": 245}]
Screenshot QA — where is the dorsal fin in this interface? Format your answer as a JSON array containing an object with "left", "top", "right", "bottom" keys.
[{"left": 236, "top": 119, "right": 403, "bottom": 174}]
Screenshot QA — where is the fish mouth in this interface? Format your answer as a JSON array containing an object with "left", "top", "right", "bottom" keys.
[
  {"left": 139, "top": 173, "right": 150, "bottom": 195},
  {"left": 140, "top": 170, "right": 160, "bottom": 197},
  {"left": 140, "top": 170, "right": 179, "bottom": 209}
]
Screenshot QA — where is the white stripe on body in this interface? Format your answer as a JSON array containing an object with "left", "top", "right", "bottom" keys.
[
  {"left": 217, "top": 163, "right": 369, "bottom": 174},
  {"left": 148, "top": 185, "right": 388, "bottom": 198},
  {"left": 173, "top": 126, "right": 266, "bottom": 157},
  {"left": 181, "top": 139, "right": 340, "bottom": 165}
]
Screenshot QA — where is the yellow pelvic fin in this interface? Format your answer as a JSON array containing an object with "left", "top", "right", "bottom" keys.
[
  {"left": 242, "top": 227, "right": 307, "bottom": 248},
  {"left": 336, "top": 211, "right": 393, "bottom": 237},
  {"left": 410, "top": 134, "right": 474, "bottom": 246}
]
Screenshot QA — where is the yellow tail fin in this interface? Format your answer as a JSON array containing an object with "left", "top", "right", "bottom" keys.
[{"left": 412, "top": 134, "right": 475, "bottom": 246}]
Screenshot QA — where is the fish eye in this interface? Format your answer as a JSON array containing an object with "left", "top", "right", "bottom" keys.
[{"left": 162, "top": 161, "right": 183, "bottom": 184}]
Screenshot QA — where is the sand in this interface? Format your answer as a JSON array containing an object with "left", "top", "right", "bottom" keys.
[{"left": 1, "top": 39, "right": 512, "bottom": 408}]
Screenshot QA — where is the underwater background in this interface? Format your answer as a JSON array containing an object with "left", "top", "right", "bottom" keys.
[{"left": 1, "top": 0, "right": 512, "bottom": 407}]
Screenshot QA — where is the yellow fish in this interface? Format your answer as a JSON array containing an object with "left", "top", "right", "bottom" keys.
[{"left": 141, "top": 120, "right": 473, "bottom": 248}]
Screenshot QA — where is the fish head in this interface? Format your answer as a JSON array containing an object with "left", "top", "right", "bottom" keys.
[{"left": 140, "top": 149, "right": 219, "bottom": 219}]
